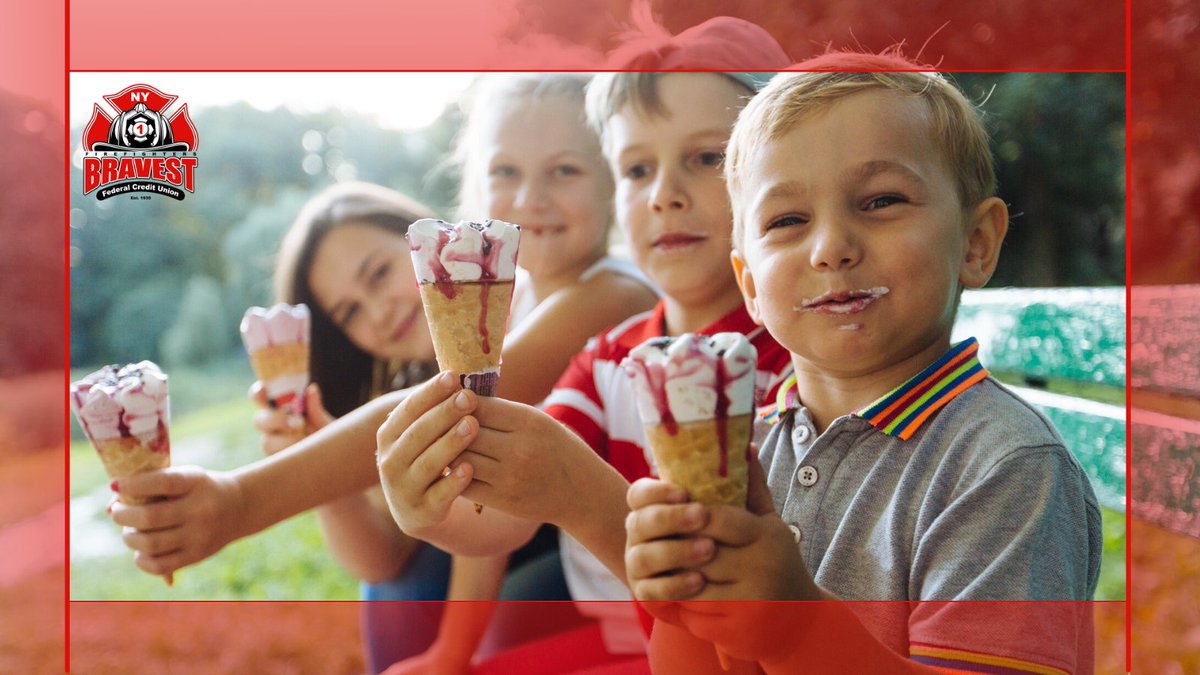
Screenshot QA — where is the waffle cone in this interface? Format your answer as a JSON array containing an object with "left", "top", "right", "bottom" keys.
[
  {"left": 247, "top": 343, "right": 309, "bottom": 382},
  {"left": 93, "top": 430, "right": 171, "bottom": 506},
  {"left": 420, "top": 281, "right": 514, "bottom": 376},
  {"left": 645, "top": 414, "right": 752, "bottom": 507}
]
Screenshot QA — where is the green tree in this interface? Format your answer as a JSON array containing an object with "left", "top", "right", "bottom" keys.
[
  {"left": 160, "top": 275, "right": 231, "bottom": 365},
  {"left": 956, "top": 73, "right": 1125, "bottom": 286}
]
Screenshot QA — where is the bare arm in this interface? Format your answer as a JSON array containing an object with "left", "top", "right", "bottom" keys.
[
  {"left": 498, "top": 271, "right": 657, "bottom": 404},
  {"left": 314, "top": 487, "right": 420, "bottom": 583}
]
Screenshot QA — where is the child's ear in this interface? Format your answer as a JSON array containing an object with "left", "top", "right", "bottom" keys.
[
  {"left": 959, "top": 197, "right": 1009, "bottom": 289},
  {"left": 730, "top": 250, "right": 764, "bottom": 326}
]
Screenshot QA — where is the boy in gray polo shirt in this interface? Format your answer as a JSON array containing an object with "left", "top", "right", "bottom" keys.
[{"left": 624, "top": 64, "right": 1102, "bottom": 674}]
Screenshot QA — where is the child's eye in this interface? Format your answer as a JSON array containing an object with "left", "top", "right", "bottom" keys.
[
  {"left": 695, "top": 151, "right": 725, "bottom": 168},
  {"left": 489, "top": 165, "right": 518, "bottom": 179},
  {"left": 865, "top": 195, "right": 905, "bottom": 210},
  {"left": 623, "top": 163, "right": 650, "bottom": 180},
  {"left": 766, "top": 215, "right": 807, "bottom": 231},
  {"left": 370, "top": 263, "right": 390, "bottom": 286},
  {"left": 551, "top": 164, "right": 582, "bottom": 179}
]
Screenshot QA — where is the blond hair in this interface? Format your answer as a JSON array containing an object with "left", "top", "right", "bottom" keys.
[
  {"left": 726, "top": 62, "right": 995, "bottom": 250},
  {"left": 452, "top": 73, "right": 597, "bottom": 220}
]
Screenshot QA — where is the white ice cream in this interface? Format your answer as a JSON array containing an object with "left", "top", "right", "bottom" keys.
[
  {"left": 407, "top": 218, "right": 521, "bottom": 283},
  {"left": 70, "top": 361, "right": 170, "bottom": 441},
  {"left": 240, "top": 304, "right": 310, "bottom": 351},
  {"left": 623, "top": 332, "right": 757, "bottom": 425}
]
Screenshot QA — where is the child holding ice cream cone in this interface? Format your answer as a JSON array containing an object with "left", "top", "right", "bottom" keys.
[{"left": 622, "top": 59, "right": 1102, "bottom": 673}]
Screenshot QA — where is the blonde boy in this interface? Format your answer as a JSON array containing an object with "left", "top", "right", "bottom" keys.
[{"left": 624, "top": 68, "right": 1102, "bottom": 673}]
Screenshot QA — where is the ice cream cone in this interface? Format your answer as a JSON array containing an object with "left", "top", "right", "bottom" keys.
[
  {"left": 71, "top": 362, "right": 173, "bottom": 497},
  {"left": 247, "top": 342, "right": 309, "bottom": 382},
  {"left": 94, "top": 430, "right": 171, "bottom": 506},
  {"left": 241, "top": 304, "right": 311, "bottom": 417},
  {"left": 407, "top": 218, "right": 521, "bottom": 398},
  {"left": 409, "top": 218, "right": 521, "bottom": 515},
  {"left": 645, "top": 414, "right": 752, "bottom": 507},
  {"left": 623, "top": 333, "right": 758, "bottom": 507},
  {"left": 419, "top": 280, "right": 514, "bottom": 396},
  {"left": 71, "top": 361, "right": 175, "bottom": 585}
]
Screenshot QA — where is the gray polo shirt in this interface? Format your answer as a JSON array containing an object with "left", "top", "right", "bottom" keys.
[
  {"left": 760, "top": 374, "right": 1103, "bottom": 673},
  {"left": 763, "top": 374, "right": 1102, "bottom": 600}
]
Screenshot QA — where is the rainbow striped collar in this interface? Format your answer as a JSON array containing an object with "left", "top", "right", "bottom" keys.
[{"left": 762, "top": 338, "right": 989, "bottom": 441}]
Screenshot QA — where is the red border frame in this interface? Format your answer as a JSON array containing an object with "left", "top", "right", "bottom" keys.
[{"left": 48, "top": 2, "right": 1153, "bottom": 673}]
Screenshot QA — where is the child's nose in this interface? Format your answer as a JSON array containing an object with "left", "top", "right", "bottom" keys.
[
  {"left": 514, "top": 178, "right": 550, "bottom": 212},
  {"left": 365, "top": 295, "right": 393, "bottom": 327},
  {"left": 809, "top": 222, "right": 861, "bottom": 270},
  {"left": 649, "top": 171, "right": 689, "bottom": 213}
]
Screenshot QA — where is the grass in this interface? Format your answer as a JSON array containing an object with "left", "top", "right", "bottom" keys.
[
  {"left": 992, "top": 371, "right": 1125, "bottom": 406},
  {"left": 1097, "top": 507, "right": 1126, "bottom": 601}
]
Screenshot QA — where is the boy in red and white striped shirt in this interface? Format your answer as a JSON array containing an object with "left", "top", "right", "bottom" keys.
[{"left": 376, "top": 74, "right": 793, "bottom": 651}]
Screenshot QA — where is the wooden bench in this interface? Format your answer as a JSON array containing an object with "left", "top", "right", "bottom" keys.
[{"left": 955, "top": 287, "right": 1126, "bottom": 514}]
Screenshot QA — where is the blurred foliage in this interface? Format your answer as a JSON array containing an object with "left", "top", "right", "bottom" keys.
[
  {"left": 956, "top": 73, "right": 1125, "bottom": 287},
  {"left": 69, "top": 73, "right": 1124, "bottom": 369},
  {"left": 161, "top": 275, "right": 232, "bottom": 366},
  {"left": 70, "top": 103, "right": 459, "bottom": 367}
]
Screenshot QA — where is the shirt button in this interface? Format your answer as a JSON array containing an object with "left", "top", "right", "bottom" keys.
[
  {"left": 796, "top": 465, "right": 819, "bottom": 487},
  {"left": 788, "top": 524, "right": 803, "bottom": 543},
  {"left": 792, "top": 425, "right": 811, "bottom": 444}
]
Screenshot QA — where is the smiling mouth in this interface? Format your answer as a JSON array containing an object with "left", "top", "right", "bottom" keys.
[
  {"left": 524, "top": 224, "right": 568, "bottom": 237},
  {"left": 652, "top": 232, "right": 707, "bottom": 250},
  {"left": 391, "top": 306, "right": 422, "bottom": 342},
  {"left": 795, "top": 287, "right": 890, "bottom": 315}
]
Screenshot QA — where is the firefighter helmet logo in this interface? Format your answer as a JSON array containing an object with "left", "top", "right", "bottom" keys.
[{"left": 82, "top": 84, "right": 198, "bottom": 200}]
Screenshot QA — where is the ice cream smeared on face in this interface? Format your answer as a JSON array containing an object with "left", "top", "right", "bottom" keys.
[
  {"left": 795, "top": 286, "right": 890, "bottom": 315},
  {"left": 240, "top": 304, "right": 311, "bottom": 414},
  {"left": 407, "top": 218, "right": 521, "bottom": 288},
  {"left": 623, "top": 332, "right": 756, "bottom": 429},
  {"left": 70, "top": 361, "right": 170, "bottom": 444}
]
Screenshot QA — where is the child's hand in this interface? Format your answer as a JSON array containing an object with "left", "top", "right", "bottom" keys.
[
  {"left": 251, "top": 382, "right": 334, "bottom": 456},
  {"left": 456, "top": 396, "right": 623, "bottom": 527},
  {"left": 624, "top": 477, "right": 712, "bottom": 623},
  {"left": 376, "top": 372, "right": 477, "bottom": 536},
  {"left": 635, "top": 457, "right": 825, "bottom": 664},
  {"left": 108, "top": 466, "right": 245, "bottom": 577}
]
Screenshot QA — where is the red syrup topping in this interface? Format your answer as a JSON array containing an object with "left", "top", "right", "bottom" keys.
[
  {"left": 627, "top": 358, "right": 678, "bottom": 435},
  {"left": 479, "top": 281, "right": 491, "bottom": 355},
  {"left": 151, "top": 420, "right": 171, "bottom": 454},
  {"left": 715, "top": 356, "right": 729, "bottom": 477},
  {"left": 418, "top": 222, "right": 514, "bottom": 355}
]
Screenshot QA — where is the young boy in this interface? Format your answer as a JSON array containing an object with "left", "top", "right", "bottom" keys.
[
  {"left": 623, "top": 68, "right": 1103, "bottom": 673},
  {"left": 375, "top": 72, "right": 794, "bottom": 653}
]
